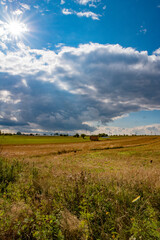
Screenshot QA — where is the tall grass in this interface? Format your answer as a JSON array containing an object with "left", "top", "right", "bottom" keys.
[
  {"left": 0, "top": 158, "right": 21, "bottom": 192},
  {"left": 0, "top": 157, "right": 160, "bottom": 239}
]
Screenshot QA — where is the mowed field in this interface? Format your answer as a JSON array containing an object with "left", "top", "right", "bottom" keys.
[
  {"left": 0, "top": 135, "right": 91, "bottom": 145},
  {"left": 0, "top": 136, "right": 160, "bottom": 239}
]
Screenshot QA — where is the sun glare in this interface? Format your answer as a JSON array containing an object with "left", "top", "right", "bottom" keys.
[{"left": 7, "top": 20, "right": 28, "bottom": 38}]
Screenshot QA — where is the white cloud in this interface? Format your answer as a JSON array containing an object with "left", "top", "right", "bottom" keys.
[
  {"left": 20, "top": 3, "right": 30, "bottom": 10},
  {"left": 112, "top": 114, "right": 129, "bottom": 121},
  {"left": 55, "top": 43, "right": 65, "bottom": 48},
  {"left": 91, "top": 124, "right": 160, "bottom": 135},
  {"left": 60, "top": 0, "right": 65, "bottom": 4},
  {"left": 62, "top": 8, "right": 100, "bottom": 20},
  {"left": 0, "top": 90, "right": 20, "bottom": 104},
  {"left": 0, "top": 42, "right": 160, "bottom": 132},
  {"left": 0, "top": 90, "right": 11, "bottom": 103},
  {"left": 62, "top": 8, "right": 73, "bottom": 15},
  {"left": 22, "top": 79, "right": 28, "bottom": 88},
  {"left": 76, "top": 11, "right": 100, "bottom": 20},
  {"left": 77, "top": 0, "right": 90, "bottom": 4},
  {"left": 89, "top": 3, "right": 97, "bottom": 8},
  {"left": 1, "top": 0, "right": 6, "bottom": 5},
  {"left": 34, "top": 5, "right": 39, "bottom": 9},
  {"left": 153, "top": 48, "right": 160, "bottom": 55},
  {"left": 0, "top": 41, "right": 7, "bottom": 50},
  {"left": 13, "top": 9, "right": 23, "bottom": 15},
  {"left": 140, "top": 26, "right": 147, "bottom": 34},
  {"left": 0, "top": 20, "right": 11, "bottom": 42},
  {"left": 76, "top": 0, "right": 100, "bottom": 6}
]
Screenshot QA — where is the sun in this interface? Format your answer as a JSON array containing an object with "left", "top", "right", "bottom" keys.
[{"left": 7, "top": 20, "right": 28, "bottom": 38}]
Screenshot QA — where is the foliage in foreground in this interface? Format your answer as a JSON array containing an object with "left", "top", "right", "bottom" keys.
[{"left": 0, "top": 158, "right": 160, "bottom": 240}]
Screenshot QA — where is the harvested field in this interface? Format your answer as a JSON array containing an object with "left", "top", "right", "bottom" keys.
[
  {"left": 0, "top": 136, "right": 160, "bottom": 239},
  {"left": 1, "top": 135, "right": 159, "bottom": 158}
]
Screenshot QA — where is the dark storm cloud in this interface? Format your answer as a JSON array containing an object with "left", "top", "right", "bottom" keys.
[
  {"left": 0, "top": 119, "right": 28, "bottom": 127},
  {"left": 0, "top": 43, "right": 160, "bottom": 132}
]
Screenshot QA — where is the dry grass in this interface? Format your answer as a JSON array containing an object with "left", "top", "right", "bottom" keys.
[
  {"left": 2, "top": 136, "right": 159, "bottom": 189},
  {"left": 1, "top": 136, "right": 160, "bottom": 239},
  {"left": 1, "top": 135, "right": 158, "bottom": 158}
]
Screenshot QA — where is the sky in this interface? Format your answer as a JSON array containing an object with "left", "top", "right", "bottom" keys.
[{"left": 0, "top": 0, "right": 160, "bottom": 135}]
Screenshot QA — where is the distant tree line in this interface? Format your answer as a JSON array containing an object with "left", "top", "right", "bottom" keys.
[
  {"left": 98, "top": 133, "right": 108, "bottom": 137},
  {"left": 0, "top": 130, "right": 158, "bottom": 137},
  {"left": 73, "top": 133, "right": 86, "bottom": 139}
]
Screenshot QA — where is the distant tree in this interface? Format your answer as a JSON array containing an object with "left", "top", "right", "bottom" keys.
[
  {"left": 17, "top": 131, "right": 21, "bottom": 135},
  {"left": 54, "top": 133, "right": 59, "bottom": 136},
  {"left": 74, "top": 133, "right": 79, "bottom": 138},
  {"left": 98, "top": 133, "right": 108, "bottom": 137},
  {"left": 81, "top": 134, "right": 86, "bottom": 139}
]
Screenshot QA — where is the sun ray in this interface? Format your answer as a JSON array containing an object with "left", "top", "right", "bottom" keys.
[
  {"left": 8, "top": 21, "right": 27, "bottom": 36},
  {"left": 7, "top": 20, "right": 28, "bottom": 39}
]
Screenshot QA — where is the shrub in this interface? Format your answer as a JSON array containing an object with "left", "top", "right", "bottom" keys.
[{"left": 0, "top": 158, "right": 22, "bottom": 193}]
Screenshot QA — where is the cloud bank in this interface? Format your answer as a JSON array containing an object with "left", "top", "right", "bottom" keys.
[
  {"left": 0, "top": 41, "right": 160, "bottom": 133},
  {"left": 92, "top": 124, "right": 160, "bottom": 136}
]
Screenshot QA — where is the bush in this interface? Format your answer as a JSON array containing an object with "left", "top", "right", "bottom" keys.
[{"left": 0, "top": 158, "right": 22, "bottom": 193}]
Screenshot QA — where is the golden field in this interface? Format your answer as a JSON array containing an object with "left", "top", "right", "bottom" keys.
[{"left": 0, "top": 136, "right": 160, "bottom": 239}]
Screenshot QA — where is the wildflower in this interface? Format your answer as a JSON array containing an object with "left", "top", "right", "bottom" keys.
[
  {"left": 106, "top": 212, "right": 109, "bottom": 215},
  {"left": 132, "top": 195, "right": 140, "bottom": 203}
]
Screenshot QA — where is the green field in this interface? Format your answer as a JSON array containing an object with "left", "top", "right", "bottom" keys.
[
  {"left": 0, "top": 136, "right": 160, "bottom": 239},
  {"left": 0, "top": 135, "right": 115, "bottom": 145},
  {"left": 0, "top": 135, "right": 91, "bottom": 145}
]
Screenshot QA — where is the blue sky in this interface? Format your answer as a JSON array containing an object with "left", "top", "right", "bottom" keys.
[{"left": 0, "top": 0, "right": 160, "bottom": 134}]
